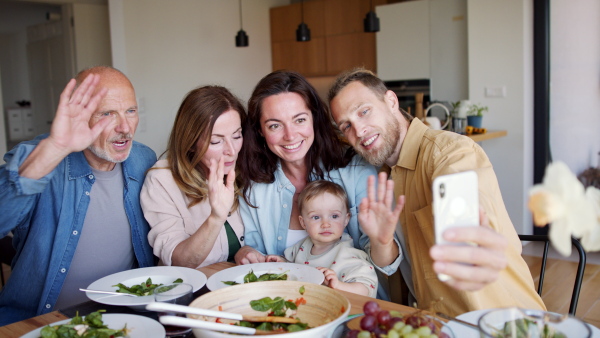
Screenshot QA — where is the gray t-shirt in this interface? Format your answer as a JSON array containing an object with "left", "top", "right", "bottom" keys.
[{"left": 54, "top": 163, "right": 135, "bottom": 309}]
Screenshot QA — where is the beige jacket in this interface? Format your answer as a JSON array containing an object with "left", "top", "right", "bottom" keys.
[
  {"left": 140, "top": 160, "right": 244, "bottom": 268},
  {"left": 284, "top": 233, "right": 379, "bottom": 298},
  {"left": 388, "top": 118, "right": 545, "bottom": 316}
]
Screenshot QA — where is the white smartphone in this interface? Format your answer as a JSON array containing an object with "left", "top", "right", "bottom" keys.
[{"left": 432, "top": 171, "right": 479, "bottom": 281}]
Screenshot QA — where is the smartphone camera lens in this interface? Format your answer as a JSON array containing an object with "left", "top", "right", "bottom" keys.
[{"left": 439, "top": 183, "right": 445, "bottom": 198}]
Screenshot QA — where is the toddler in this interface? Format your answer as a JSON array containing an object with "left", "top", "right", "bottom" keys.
[{"left": 267, "top": 180, "right": 378, "bottom": 297}]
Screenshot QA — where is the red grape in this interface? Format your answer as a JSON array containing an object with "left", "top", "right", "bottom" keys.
[
  {"left": 386, "top": 316, "right": 403, "bottom": 330},
  {"left": 405, "top": 315, "right": 422, "bottom": 327},
  {"left": 376, "top": 310, "right": 391, "bottom": 327},
  {"left": 363, "top": 301, "right": 380, "bottom": 316},
  {"left": 346, "top": 330, "right": 359, "bottom": 338},
  {"left": 360, "top": 315, "right": 377, "bottom": 331}
]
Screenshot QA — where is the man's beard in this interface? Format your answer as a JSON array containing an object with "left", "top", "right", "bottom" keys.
[
  {"left": 88, "top": 133, "right": 133, "bottom": 164},
  {"left": 356, "top": 117, "right": 400, "bottom": 167}
]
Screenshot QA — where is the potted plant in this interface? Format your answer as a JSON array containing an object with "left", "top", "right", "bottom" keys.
[
  {"left": 466, "top": 103, "right": 488, "bottom": 128},
  {"left": 450, "top": 100, "right": 471, "bottom": 134}
]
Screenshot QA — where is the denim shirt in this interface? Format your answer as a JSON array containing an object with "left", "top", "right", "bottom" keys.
[
  {"left": 0, "top": 135, "right": 157, "bottom": 325},
  {"left": 239, "top": 154, "right": 401, "bottom": 276}
]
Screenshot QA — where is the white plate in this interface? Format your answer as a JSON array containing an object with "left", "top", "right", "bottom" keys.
[
  {"left": 206, "top": 262, "right": 325, "bottom": 291},
  {"left": 20, "top": 313, "right": 165, "bottom": 338},
  {"left": 448, "top": 309, "right": 600, "bottom": 338},
  {"left": 85, "top": 266, "right": 206, "bottom": 308}
]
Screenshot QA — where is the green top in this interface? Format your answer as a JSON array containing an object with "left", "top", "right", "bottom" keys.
[{"left": 225, "top": 220, "right": 241, "bottom": 262}]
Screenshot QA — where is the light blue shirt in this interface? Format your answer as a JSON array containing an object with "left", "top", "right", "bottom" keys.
[
  {"left": 0, "top": 134, "right": 157, "bottom": 325},
  {"left": 239, "top": 154, "right": 401, "bottom": 277}
]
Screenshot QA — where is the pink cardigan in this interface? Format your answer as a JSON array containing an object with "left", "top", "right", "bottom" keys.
[{"left": 140, "top": 160, "right": 244, "bottom": 268}]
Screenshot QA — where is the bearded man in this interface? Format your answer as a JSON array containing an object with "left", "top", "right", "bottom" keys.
[
  {"left": 0, "top": 66, "right": 156, "bottom": 325},
  {"left": 328, "top": 68, "right": 545, "bottom": 316}
]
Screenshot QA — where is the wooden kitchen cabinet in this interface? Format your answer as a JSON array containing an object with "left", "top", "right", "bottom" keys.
[
  {"left": 270, "top": 0, "right": 390, "bottom": 77},
  {"left": 326, "top": 33, "right": 376, "bottom": 75},
  {"left": 272, "top": 38, "right": 327, "bottom": 76}
]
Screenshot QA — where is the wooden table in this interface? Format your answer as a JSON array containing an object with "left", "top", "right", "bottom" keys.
[{"left": 0, "top": 262, "right": 416, "bottom": 337}]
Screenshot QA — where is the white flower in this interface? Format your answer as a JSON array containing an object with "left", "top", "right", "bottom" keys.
[
  {"left": 580, "top": 186, "right": 600, "bottom": 252},
  {"left": 454, "top": 100, "right": 472, "bottom": 118},
  {"left": 527, "top": 161, "right": 598, "bottom": 256}
]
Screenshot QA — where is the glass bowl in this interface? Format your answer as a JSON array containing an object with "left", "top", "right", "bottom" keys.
[
  {"left": 478, "top": 307, "right": 591, "bottom": 338},
  {"left": 329, "top": 312, "right": 455, "bottom": 338}
]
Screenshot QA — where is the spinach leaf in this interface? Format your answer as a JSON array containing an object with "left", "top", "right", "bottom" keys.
[
  {"left": 244, "top": 270, "right": 258, "bottom": 283},
  {"left": 255, "top": 322, "right": 273, "bottom": 331},
  {"left": 221, "top": 281, "right": 239, "bottom": 286}
]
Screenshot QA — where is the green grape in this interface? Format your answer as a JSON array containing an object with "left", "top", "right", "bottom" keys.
[
  {"left": 416, "top": 326, "right": 432, "bottom": 336},
  {"left": 404, "top": 333, "right": 419, "bottom": 338},
  {"left": 393, "top": 321, "right": 406, "bottom": 330},
  {"left": 387, "top": 329, "right": 400, "bottom": 338},
  {"left": 357, "top": 330, "right": 371, "bottom": 338},
  {"left": 400, "top": 324, "right": 414, "bottom": 334}
]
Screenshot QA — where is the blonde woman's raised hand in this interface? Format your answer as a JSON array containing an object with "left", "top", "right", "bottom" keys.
[
  {"left": 47, "top": 74, "right": 110, "bottom": 156},
  {"left": 207, "top": 157, "right": 236, "bottom": 222}
]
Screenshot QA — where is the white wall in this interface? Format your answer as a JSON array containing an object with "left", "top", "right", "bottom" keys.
[
  {"left": 429, "top": 0, "right": 468, "bottom": 102},
  {"left": 72, "top": 3, "right": 112, "bottom": 70},
  {"left": 109, "top": 0, "right": 290, "bottom": 154},
  {"left": 550, "top": 0, "right": 600, "bottom": 173},
  {"left": 467, "top": 0, "right": 533, "bottom": 234}
]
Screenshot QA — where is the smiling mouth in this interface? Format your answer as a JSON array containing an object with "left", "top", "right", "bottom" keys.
[
  {"left": 361, "top": 134, "right": 378, "bottom": 147},
  {"left": 282, "top": 141, "right": 302, "bottom": 150}
]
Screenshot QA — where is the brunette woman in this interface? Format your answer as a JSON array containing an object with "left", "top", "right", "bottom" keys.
[{"left": 235, "top": 71, "right": 402, "bottom": 283}]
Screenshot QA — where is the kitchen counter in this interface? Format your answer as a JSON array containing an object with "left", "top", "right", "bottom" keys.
[{"left": 467, "top": 130, "right": 507, "bottom": 142}]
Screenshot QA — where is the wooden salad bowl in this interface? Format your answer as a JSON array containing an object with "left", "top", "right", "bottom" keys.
[{"left": 187, "top": 280, "right": 351, "bottom": 337}]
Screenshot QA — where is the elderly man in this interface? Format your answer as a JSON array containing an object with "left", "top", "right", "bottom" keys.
[
  {"left": 328, "top": 68, "right": 545, "bottom": 316},
  {"left": 0, "top": 66, "right": 157, "bottom": 325}
]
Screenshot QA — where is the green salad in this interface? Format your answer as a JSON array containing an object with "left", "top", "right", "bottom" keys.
[
  {"left": 222, "top": 270, "right": 288, "bottom": 286},
  {"left": 112, "top": 277, "right": 183, "bottom": 296},
  {"left": 235, "top": 286, "right": 309, "bottom": 333},
  {"left": 39, "top": 310, "right": 128, "bottom": 338},
  {"left": 490, "top": 318, "right": 567, "bottom": 338}
]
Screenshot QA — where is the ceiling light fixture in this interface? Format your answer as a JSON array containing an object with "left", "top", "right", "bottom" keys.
[
  {"left": 235, "top": 0, "right": 249, "bottom": 47},
  {"left": 296, "top": 0, "right": 311, "bottom": 42},
  {"left": 364, "top": 0, "right": 380, "bottom": 33}
]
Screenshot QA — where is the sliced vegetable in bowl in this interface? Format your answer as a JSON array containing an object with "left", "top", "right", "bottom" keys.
[{"left": 187, "top": 280, "right": 350, "bottom": 337}]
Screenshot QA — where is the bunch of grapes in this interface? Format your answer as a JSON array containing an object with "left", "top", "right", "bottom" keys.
[{"left": 345, "top": 301, "right": 451, "bottom": 338}]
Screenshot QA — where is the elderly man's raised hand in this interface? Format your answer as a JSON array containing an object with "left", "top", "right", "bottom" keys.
[
  {"left": 429, "top": 208, "right": 508, "bottom": 291},
  {"left": 47, "top": 74, "right": 109, "bottom": 155},
  {"left": 19, "top": 74, "right": 109, "bottom": 179}
]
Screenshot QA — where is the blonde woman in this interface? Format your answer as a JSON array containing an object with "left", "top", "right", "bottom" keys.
[{"left": 141, "top": 86, "right": 245, "bottom": 268}]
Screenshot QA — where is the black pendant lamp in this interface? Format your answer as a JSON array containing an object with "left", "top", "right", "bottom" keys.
[
  {"left": 296, "top": 0, "right": 311, "bottom": 42},
  {"left": 364, "top": 0, "right": 380, "bottom": 33},
  {"left": 235, "top": 0, "right": 249, "bottom": 47}
]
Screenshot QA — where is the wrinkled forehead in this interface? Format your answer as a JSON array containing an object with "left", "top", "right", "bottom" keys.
[{"left": 94, "top": 80, "right": 137, "bottom": 113}]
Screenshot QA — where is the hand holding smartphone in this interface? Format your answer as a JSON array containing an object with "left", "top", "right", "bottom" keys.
[{"left": 432, "top": 171, "right": 479, "bottom": 281}]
